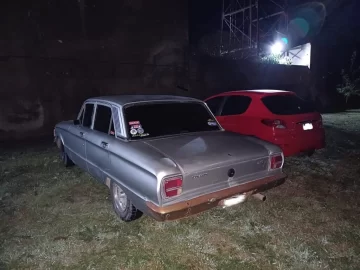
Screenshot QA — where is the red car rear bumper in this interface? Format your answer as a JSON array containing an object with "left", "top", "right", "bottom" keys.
[{"left": 271, "top": 129, "right": 325, "bottom": 157}]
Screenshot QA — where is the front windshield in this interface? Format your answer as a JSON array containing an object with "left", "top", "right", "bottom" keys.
[{"left": 124, "top": 102, "right": 221, "bottom": 140}]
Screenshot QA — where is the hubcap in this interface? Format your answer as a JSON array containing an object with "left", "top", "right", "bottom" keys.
[{"left": 113, "top": 184, "right": 127, "bottom": 212}]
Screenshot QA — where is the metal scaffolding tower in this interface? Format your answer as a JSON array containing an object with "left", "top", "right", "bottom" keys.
[{"left": 220, "top": 0, "right": 289, "bottom": 58}]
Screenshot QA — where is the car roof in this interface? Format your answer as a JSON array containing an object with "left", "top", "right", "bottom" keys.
[
  {"left": 86, "top": 95, "right": 200, "bottom": 108},
  {"left": 221, "top": 89, "right": 295, "bottom": 97}
]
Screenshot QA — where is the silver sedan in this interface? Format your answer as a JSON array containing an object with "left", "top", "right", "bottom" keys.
[{"left": 54, "top": 95, "right": 286, "bottom": 222}]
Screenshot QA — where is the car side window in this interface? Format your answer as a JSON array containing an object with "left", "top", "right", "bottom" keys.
[
  {"left": 93, "top": 105, "right": 112, "bottom": 134},
  {"left": 83, "top": 103, "right": 95, "bottom": 128},
  {"left": 206, "top": 96, "right": 224, "bottom": 116},
  {"left": 221, "top": 95, "right": 252, "bottom": 116}
]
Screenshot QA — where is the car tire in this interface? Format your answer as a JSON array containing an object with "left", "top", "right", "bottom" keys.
[
  {"left": 307, "top": 150, "right": 315, "bottom": 157},
  {"left": 58, "top": 139, "right": 74, "bottom": 167},
  {"left": 111, "top": 181, "right": 142, "bottom": 222}
]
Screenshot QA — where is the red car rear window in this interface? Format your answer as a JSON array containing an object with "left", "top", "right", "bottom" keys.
[{"left": 261, "top": 95, "right": 315, "bottom": 115}]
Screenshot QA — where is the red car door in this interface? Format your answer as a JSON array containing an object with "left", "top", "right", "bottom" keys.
[{"left": 217, "top": 95, "right": 252, "bottom": 134}]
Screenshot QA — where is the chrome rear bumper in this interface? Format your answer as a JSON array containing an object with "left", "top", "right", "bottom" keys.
[{"left": 146, "top": 173, "right": 287, "bottom": 221}]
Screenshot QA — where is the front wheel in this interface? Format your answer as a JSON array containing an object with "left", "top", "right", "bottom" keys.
[
  {"left": 57, "top": 139, "right": 74, "bottom": 167},
  {"left": 110, "top": 181, "right": 142, "bottom": 222}
]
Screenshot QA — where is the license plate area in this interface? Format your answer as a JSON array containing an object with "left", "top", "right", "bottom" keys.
[{"left": 303, "top": 123, "right": 313, "bottom": 130}]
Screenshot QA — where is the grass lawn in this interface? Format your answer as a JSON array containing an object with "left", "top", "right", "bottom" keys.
[{"left": 1, "top": 111, "right": 360, "bottom": 270}]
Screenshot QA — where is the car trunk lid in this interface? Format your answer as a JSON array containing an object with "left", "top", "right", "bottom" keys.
[
  {"left": 278, "top": 112, "right": 322, "bottom": 133},
  {"left": 261, "top": 94, "right": 323, "bottom": 133},
  {"left": 144, "top": 131, "right": 271, "bottom": 196}
]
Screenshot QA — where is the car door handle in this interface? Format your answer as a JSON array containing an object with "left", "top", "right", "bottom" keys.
[
  {"left": 80, "top": 132, "right": 84, "bottom": 137},
  {"left": 101, "top": 141, "right": 108, "bottom": 148}
]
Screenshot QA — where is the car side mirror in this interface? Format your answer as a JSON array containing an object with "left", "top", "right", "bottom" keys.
[{"left": 73, "top": 119, "right": 80, "bottom": 125}]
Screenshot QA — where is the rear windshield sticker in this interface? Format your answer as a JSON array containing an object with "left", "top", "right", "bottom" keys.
[
  {"left": 131, "top": 132, "right": 149, "bottom": 138},
  {"left": 129, "top": 122, "right": 148, "bottom": 137},
  {"left": 137, "top": 127, "right": 144, "bottom": 134},
  {"left": 130, "top": 128, "right": 138, "bottom": 135},
  {"left": 207, "top": 119, "right": 218, "bottom": 126}
]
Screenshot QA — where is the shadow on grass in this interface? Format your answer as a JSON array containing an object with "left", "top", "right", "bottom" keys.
[
  {"left": 0, "top": 136, "right": 54, "bottom": 157},
  {"left": 321, "top": 125, "right": 360, "bottom": 159}
]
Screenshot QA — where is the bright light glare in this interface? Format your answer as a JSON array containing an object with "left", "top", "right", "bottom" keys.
[{"left": 270, "top": 42, "right": 283, "bottom": 55}]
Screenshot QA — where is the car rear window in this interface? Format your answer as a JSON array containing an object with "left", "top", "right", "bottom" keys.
[
  {"left": 124, "top": 102, "right": 220, "bottom": 140},
  {"left": 261, "top": 95, "right": 315, "bottom": 115}
]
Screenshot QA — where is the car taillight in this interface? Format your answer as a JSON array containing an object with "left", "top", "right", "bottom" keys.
[
  {"left": 163, "top": 176, "right": 183, "bottom": 198},
  {"left": 270, "top": 153, "right": 283, "bottom": 169},
  {"left": 261, "top": 119, "right": 286, "bottom": 129}
]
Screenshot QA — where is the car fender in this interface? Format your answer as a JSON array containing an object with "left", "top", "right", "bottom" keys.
[{"left": 54, "top": 128, "right": 65, "bottom": 149}]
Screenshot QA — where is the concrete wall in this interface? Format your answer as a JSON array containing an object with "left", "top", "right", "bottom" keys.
[
  {"left": 0, "top": 0, "right": 189, "bottom": 141},
  {"left": 0, "top": 58, "right": 190, "bottom": 141}
]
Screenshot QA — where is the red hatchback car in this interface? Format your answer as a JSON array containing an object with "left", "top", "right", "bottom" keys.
[{"left": 204, "top": 90, "right": 325, "bottom": 157}]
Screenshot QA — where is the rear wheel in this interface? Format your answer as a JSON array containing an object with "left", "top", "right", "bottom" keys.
[
  {"left": 307, "top": 150, "right": 315, "bottom": 157},
  {"left": 298, "top": 149, "right": 315, "bottom": 158},
  {"left": 111, "top": 181, "right": 142, "bottom": 222}
]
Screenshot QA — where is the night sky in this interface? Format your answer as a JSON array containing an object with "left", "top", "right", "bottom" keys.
[
  {"left": 1, "top": 0, "right": 359, "bottom": 76},
  {"left": 189, "top": 0, "right": 360, "bottom": 71}
]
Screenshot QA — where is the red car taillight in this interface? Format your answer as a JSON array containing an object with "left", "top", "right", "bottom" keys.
[
  {"left": 163, "top": 176, "right": 183, "bottom": 198},
  {"left": 270, "top": 153, "right": 284, "bottom": 169},
  {"left": 261, "top": 119, "right": 286, "bottom": 129}
]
